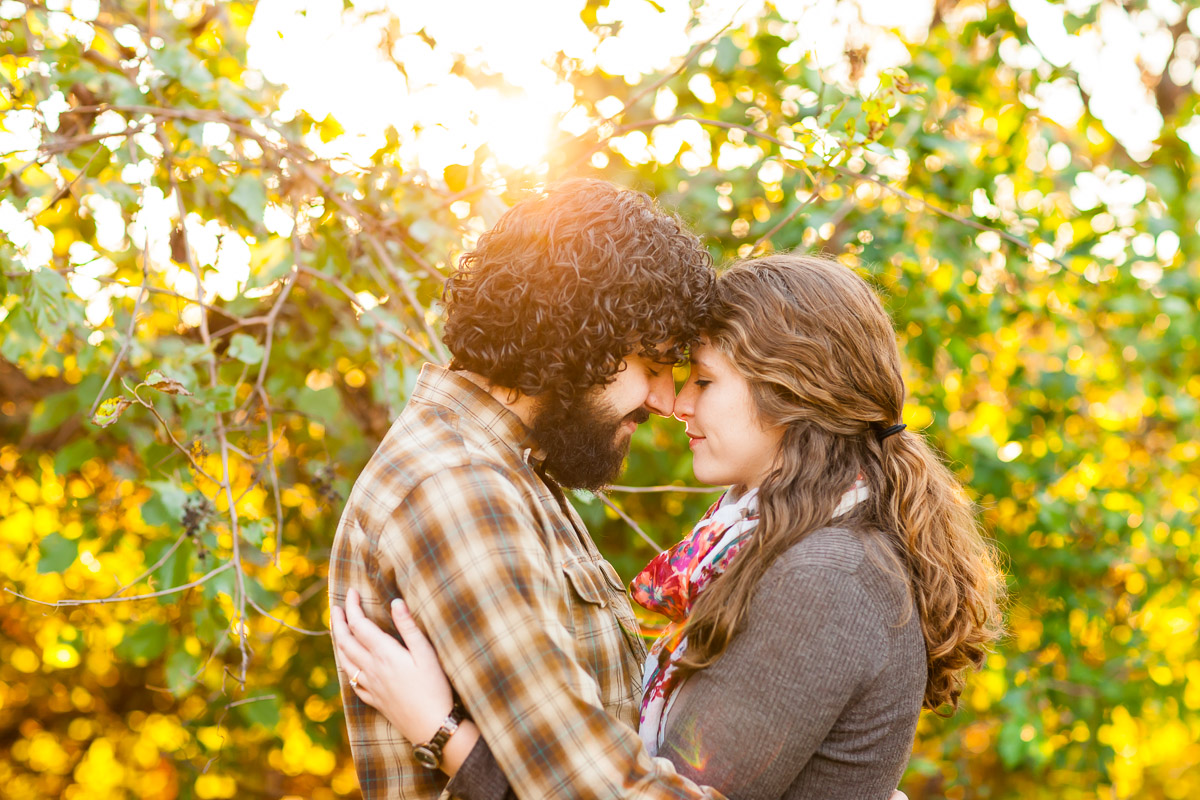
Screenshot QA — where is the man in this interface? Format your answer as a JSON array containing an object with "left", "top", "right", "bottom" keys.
[{"left": 328, "top": 179, "right": 721, "bottom": 799}]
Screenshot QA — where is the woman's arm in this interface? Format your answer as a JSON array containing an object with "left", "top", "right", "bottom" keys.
[
  {"left": 659, "top": 557, "right": 909, "bottom": 800},
  {"left": 331, "top": 591, "right": 481, "bottom": 776}
]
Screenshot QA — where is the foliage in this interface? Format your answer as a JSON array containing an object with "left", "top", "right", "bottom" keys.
[{"left": 2, "top": 1, "right": 1198, "bottom": 799}]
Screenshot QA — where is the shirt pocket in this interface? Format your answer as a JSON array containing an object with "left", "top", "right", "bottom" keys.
[
  {"left": 561, "top": 559, "right": 647, "bottom": 715},
  {"left": 596, "top": 559, "right": 649, "bottom": 664},
  {"left": 562, "top": 559, "right": 610, "bottom": 611},
  {"left": 561, "top": 560, "right": 630, "bottom": 708}
]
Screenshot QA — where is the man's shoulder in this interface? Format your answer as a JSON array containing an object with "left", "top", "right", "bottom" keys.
[{"left": 343, "top": 400, "right": 526, "bottom": 522}]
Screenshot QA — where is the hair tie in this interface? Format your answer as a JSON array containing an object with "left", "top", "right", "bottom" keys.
[{"left": 878, "top": 423, "right": 906, "bottom": 441}]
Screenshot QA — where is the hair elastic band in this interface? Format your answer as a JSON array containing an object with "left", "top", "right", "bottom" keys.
[{"left": 879, "top": 423, "right": 906, "bottom": 441}]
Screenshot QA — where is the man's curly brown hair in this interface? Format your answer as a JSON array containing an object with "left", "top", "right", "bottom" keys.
[{"left": 443, "top": 179, "right": 714, "bottom": 407}]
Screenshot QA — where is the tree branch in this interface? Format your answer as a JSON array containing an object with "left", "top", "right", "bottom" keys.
[{"left": 5, "top": 561, "right": 233, "bottom": 607}]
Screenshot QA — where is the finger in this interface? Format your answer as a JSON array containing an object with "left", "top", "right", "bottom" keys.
[
  {"left": 390, "top": 599, "right": 440, "bottom": 666},
  {"left": 330, "top": 607, "right": 359, "bottom": 665},
  {"left": 330, "top": 605, "right": 376, "bottom": 670},
  {"left": 343, "top": 592, "right": 401, "bottom": 652}
]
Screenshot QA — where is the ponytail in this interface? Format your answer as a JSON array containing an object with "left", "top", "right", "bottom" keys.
[{"left": 881, "top": 429, "right": 1005, "bottom": 710}]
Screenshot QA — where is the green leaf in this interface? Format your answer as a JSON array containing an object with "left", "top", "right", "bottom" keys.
[
  {"left": 245, "top": 573, "right": 277, "bottom": 609},
  {"left": 715, "top": 36, "right": 740, "bottom": 73},
  {"left": 142, "top": 481, "right": 190, "bottom": 527},
  {"left": 229, "top": 176, "right": 266, "bottom": 225},
  {"left": 166, "top": 647, "right": 201, "bottom": 694},
  {"left": 54, "top": 438, "right": 97, "bottom": 474},
  {"left": 154, "top": 45, "right": 214, "bottom": 92},
  {"left": 37, "top": 533, "right": 79, "bottom": 574},
  {"left": 240, "top": 520, "right": 266, "bottom": 548},
  {"left": 115, "top": 621, "right": 168, "bottom": 664},
  {"left": 29, "top": 389, "right": 81, "bottom": 435},
  {"left": 294, "top": 386, "right": 341, "bottom": 423},
  {"left": 201, "top": 566, "right": 236, "bottom": 604},
  {"left": 91, "top": 396, "right": 133, "bottom": 428},
  {"left": 227, "top": 333, "right": 264, "bottom": 364},
  {"left": 143, "top": 369, "right": 192, "bottom": 396},
  {"left": 0, "top": 307, "right": 41, "bottom": 362},
  {"left": 236, "top": 694, "right": 281, "bottom": 731},
  {"left": 148, "top": 537, "right": 194, "bottom": 601}
]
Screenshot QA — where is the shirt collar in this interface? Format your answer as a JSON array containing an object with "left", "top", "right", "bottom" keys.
[{"left": 411, "top": 364, "right": 547, "bottom": 467}]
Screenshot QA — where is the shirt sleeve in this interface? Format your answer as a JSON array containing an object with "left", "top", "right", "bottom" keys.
[
  {"left": 381, "top": 463, "right": 722, "bottom": 800},
  {"left": 446, "top": 737, "right": 516, "bottom": 800},
  {"left": 657, "top": 564, "right": 887, "bottom": 800}
]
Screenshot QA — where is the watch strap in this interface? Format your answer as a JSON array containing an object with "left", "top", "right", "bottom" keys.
[{"left": 413, "top": 702, "right": 467, "bottom": 770}]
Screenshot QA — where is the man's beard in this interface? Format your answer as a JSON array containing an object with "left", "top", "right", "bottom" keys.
[{"left": 530, "top": 391, "right": 650, "bottom": 491}]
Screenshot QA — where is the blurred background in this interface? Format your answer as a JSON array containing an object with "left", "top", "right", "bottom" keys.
[{"left": 1, "top": 0, "right": 1197, "bottom": 797}]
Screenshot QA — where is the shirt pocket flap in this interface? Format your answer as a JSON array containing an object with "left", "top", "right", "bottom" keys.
[
  {"left": 597, "top": 561, "right": 628, "bottom": 595},
  {"left": 562, "top": 561, "right": 609, "bottom": 608}
]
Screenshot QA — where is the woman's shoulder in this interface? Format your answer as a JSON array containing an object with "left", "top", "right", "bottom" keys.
[
  {"left": 772, "top": 525, "right": 869, "bottom": 575},
  {"left": 764, "top": 525, "right": 910, "bottom": 606}
]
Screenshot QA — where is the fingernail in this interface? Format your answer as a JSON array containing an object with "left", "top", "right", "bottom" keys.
[{"left": 391, "top": 598, "right": 406, "bottom": 613}]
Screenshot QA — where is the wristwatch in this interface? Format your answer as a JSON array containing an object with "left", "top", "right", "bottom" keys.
[{"left": 412, "top": 703, "right": 467, "bottom": 770}]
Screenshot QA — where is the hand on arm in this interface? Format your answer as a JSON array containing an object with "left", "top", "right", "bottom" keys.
[
  {"left": 331, "top": 588, "right": 481, "bottom": 776},
  {"left": 387, "top": 464, "right": 721, "bottom": 800}
]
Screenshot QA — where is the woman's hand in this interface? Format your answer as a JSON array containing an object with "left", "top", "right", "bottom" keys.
[{"left": 330, "top": 589, "right": 457, "bottom": 746}]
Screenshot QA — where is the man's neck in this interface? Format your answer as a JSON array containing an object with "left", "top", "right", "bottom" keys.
[{"left": 458, "top": 370, "right": 539, "bottom": 430}]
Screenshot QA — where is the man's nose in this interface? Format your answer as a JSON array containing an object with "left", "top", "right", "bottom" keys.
[{"left": 644, "top": 370, "right": 677, "bottom": 417}]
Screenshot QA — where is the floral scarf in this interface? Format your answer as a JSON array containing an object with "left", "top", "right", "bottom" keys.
[{"left": 629, "top": 478, "right": 869, "bottom": 755}]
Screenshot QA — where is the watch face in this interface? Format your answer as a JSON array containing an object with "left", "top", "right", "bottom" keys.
[{"left": 413, "top": 746, "right": 440, "bottom": 770}]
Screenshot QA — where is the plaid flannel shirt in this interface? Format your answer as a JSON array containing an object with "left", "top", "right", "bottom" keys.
[{"left": 330, "top": 365, "right": 719, "bottom": 800}]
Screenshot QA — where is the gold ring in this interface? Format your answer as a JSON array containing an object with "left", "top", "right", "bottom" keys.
[{"left": 350, "top": 668, "right": 362, "bottom": 689}]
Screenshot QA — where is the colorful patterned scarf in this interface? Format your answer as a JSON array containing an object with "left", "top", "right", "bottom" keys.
[{"left": 629, "top": 478, "right": 869, "bottom": 755}]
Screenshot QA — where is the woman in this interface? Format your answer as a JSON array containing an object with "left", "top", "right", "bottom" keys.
[{"left": 332, "top": 254, "right": 1005, "bottom": 798}]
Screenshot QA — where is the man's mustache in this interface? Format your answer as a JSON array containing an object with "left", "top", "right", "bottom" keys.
[{"left": 624, "top": 409, "right": 651, "bottom": 426}]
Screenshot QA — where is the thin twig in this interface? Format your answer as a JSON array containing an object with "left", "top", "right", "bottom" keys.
[
  {"left": 599, "top": 114, "right": 1056, "bottom": 265},
  {"left": 224, "top": 694, "right": 277, "bottom": 709},
  {"left": 596, "top": 493, "right": 664, "bottom": 553},
  {"left": 752, "top": 181, "right": 826, "bottom": 252},
  {"left": 106, "top": 529, "right": 190, "bottom": 599},
  {"left": 245, "top": 593, "right": 328, "bottom": 636},
  {"left": 153, "top": 109, "right": 253, "bottom": 684},
  {"left": 5, "top": 561, "right": 233, "bottom": 607},
  {"left": 90, "top": 263, "right": 149, "bottom": 417},
  {"left": 129, "top": 386, "right": 221, "bottom": 484},
  {"left": 365, "top": 236, "right": 450, "bottom": 363},
  {"left": 298, "top": 265, "right": 441, "bottom": 363},
  {"left": 600, "top": 7, "right": 745, "bottom": 126},
  {"left": 607, "top": 484, "right": 722, "bottom": 494},
  {"left": 259, "top": 386, "right": 285, "bottom": 568}
]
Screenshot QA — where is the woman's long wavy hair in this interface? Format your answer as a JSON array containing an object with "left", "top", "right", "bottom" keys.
[{"left": 674, "top": 254, "right": 1005, "bottom": 711}]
